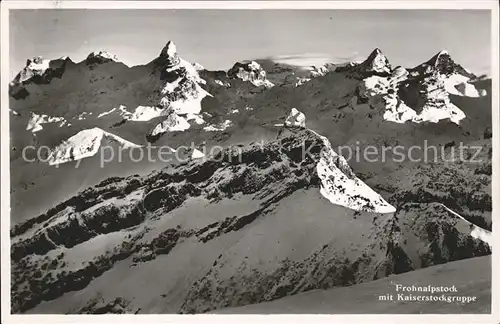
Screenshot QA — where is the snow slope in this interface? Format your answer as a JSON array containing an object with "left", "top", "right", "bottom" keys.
[
  {"left": 308, "top": 129, "right": 396, "bottom": 213},
  {"left": 47, "top": 128, "right": 142, "bottom": 165},
  {"left": 438, "top": 204, "right": 492, "bottom": 247},
  {"left": 26, "top": 112, "right": 69, "bottom": 133},
  {"left": 217, "top": 256, "right": 491, "bottom": 314}
]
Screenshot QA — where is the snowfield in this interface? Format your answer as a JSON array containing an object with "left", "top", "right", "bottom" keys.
[
  {"left": 26, "top": 112, "right": 69, "bottom": 133},
  {"left": 47, "top": 128, "right": 142, "bottom": 165}
]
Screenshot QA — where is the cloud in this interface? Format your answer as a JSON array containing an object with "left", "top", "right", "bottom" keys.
[{"left": 270, "top": 52, "right": 361, "bottom": 70}]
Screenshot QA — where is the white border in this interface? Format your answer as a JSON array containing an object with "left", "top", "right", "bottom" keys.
[
  {"left": 0, "top": 0, "right": 498, "bottom": 9},
  {"left": 1, "top": 1, "right": 498, "bottom": 324}
]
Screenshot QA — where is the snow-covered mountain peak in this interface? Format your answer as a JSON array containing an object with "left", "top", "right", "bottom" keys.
[
  {"left": 10, "top": 55, "right": 74, "bottom": 95},
  {"left": 362, "top": 48, "right": 392, "bottom": 74},
  {"left": 86, "top": 51, "right": 119, "bottom": 65},
  {"left": 248, "top": 60, "right": 261, "bottom": 71},
  {"left": 358, "top": 73, "right": 467, "bottom": 125},
  {"left": 335, "top": 48, "right": 391, "bottom": 76},
  {"left": 429, "top": 49, "right": 450, "bottom": 67},
  {"left": 121, "top": 41, "right": 207, "bottom": 131},
  {"left": 47, "top": 128, "right": 141, "bottom": 165},
  {"left": 26, "top": 56, "right": 46, "bottom": 66},
  {"left": 437, "top": 49, "right": 448, "bottom": 56},
  {"left": 158, "top": 41, "right": 181, "bottom": 67},
  {"left": 228, "top": 61, "right": 275, "bottom": 88},
  {"left": 26, "top": 112, "right": 70, "bottom": 133},
  {"left": 161, "top": 41, "right": 177, "bottom": 58},
  {"left": 11, "top": 56, "right": 51, "bottom": 85},
  {"left": 148, "top": 112, "right": 191, "bottom": 138},
  {"left": 413, "top": 50, "right": 475, "bottom": 79}
]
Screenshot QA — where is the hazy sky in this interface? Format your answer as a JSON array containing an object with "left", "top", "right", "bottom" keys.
[{"left": 10, "top": 9, "right": 491, "bottom": 78}]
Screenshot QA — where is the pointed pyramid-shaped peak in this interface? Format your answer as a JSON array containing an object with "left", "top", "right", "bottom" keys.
[
  {"left": 368, "top": 48, "right": 384, "bottom": 57},
  {"left": 158, "top": 40, "right": 181, "bottom": 67},
  {"left": 160, "top": 41, "right": 177, "bottom": 58},
  {"left": 361, "top": 48, "right": 391, "bottom": 74},
  {"left": 427, "top": 49, "right": 450, "bottom": 67},
  {"left": 420, "top": 49, "right": 475, "bottom": 78}
]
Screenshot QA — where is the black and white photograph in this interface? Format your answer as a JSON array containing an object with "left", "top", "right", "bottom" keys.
[{"left": 1, "top": 1, "right": 498, "bottom": 322}]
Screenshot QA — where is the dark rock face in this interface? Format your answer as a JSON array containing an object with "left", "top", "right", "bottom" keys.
[{"left": 484, "top": 127, "right": 492, "bottom": 139}]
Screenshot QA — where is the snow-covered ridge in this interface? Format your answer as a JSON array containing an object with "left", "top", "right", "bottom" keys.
[
  {"left": 306, "top": 129, "right": 396, "bottom": 213},
  {"left": 26, "top": 112, "right": 70, "bottom": 133},
  {"left": 364, "top": 48, "right": 392, "bottom": 74},
  {"left": 215, "top": 79, "right": 231, "bottom": 87},
  {"left": 47, "top": 128, "right": 141, "bottom": 165},
  {"left": 295, "top": 77, "right": 311, "bottom": 87},
  {"left": 438, "top": 203, "right": 492, "bottom": 247},
  {"left": 203, "top": 120, "right": 233, "bottom": 132},
  {"left": 310, "top": 65, "right": 330, "bottom": 77},
  {"left": 97, "top": 107, "right": 118, "bottom": 118},
  {"left": 294, "top": 64, "right": 334, "bottom": 87},
  {"left": 26, "top": 56, "right": 50, "bottom": 73},
  {"left": 86, "top": 50, "right": 119, "bottom": 63},
  {"left": 192, "top": 62, "right": 205, "bottom": 71},
  {"left": 96, "top": 105, "right": 166, "bottom": 122},
  {"left": 126, "top": 105, "right": 164, "bottom": 121}
]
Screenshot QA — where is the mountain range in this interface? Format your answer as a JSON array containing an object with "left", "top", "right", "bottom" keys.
[{"left": 9, "top": 41, "right": 492, "bottom": 314}]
